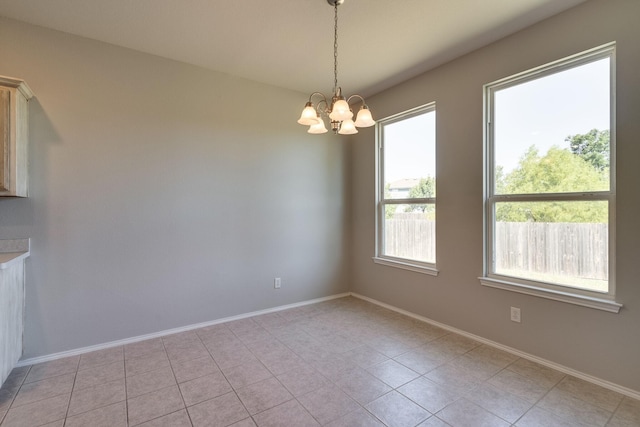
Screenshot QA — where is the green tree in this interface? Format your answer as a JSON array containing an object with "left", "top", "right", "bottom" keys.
[
  {"left": 495, "top": 165, "right": 506, "bottom": 195},
  {"left": 384, "top": 183, "right": 397, "bottom": 219},
  {"left": 566, "top": 129, "right": 610, "bottom": 171},
  {"left": 407, "top": 177, "right": 436, "bottom": 199},
  {"left": 503, "top": 146, "right": 608, "bottom": 194},
  {"left": 404, "top": 177, "right": 436, "bottom": 215},
  {"left": 496, "top": 146, "right": 608, "bottom": 222}
]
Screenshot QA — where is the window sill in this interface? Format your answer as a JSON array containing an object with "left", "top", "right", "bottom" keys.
[
  {"left": 372, "top": 257, "right": 439, "bottom": 276},
  {"left": 479, "top": 276, "right": 622, "bottom": 313}
]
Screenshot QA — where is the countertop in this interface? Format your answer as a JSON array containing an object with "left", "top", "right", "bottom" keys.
[{"left": 0, "top": 239, "right": 30, "bottom": 269}]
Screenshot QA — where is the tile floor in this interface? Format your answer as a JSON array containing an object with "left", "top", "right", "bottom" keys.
[{"left": 0, "top": 296, "right": 639, "bottom": 426}]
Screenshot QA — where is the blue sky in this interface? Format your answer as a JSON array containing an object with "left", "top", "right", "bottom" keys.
[
  {"left": 382, "top": 56, "right": 610, "bottom": 184},
  {"left": 494, "top": 57, "right": 610, "bottom": 173},
  {"left": 383, "top": 110, "right": 436, "bottom": 184}
]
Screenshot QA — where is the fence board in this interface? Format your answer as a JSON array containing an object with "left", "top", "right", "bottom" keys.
[
  {"left": 495, "top": 222, "right": 608, "bottom": 280},
  {"left": 385, "top": 217, "right": 435, "bottom": 263},
  {"left": 384, "top": 216, "right": 607, "bottom": 281}
]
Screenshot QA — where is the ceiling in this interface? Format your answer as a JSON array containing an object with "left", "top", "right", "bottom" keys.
[{"left": 0, "top": 0, "right": 587, "bottom": 97}]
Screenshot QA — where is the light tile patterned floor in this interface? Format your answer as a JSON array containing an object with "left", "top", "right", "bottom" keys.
[{"left": 1, "top": 296, "right": 639, "bottom": 426}]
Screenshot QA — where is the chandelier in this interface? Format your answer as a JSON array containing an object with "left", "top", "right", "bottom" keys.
[{"left": 297, "top": 0, "right": 375, "bottom": 135}]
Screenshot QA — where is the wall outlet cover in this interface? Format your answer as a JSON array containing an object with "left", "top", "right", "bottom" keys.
[{"left": 510, "top": 307, "right": 521, "bottom": 323}]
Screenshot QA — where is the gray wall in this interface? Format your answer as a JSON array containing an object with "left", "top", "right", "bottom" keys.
[
  {"left": 1, "top": 0, "right": 639, "bottom": 394},
  {"left": 350, "top": 0, "right": 640, "bottom": 392},
  {"left": 0, "top": 18, "right": 350, "bottom": 359}
]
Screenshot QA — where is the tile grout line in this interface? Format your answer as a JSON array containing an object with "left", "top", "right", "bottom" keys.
[
  {"left": 282, "top": 323, "right": 400, "bottom": 426},
  {"left": 5, "top": 297, "right": 637, "bottom": 427},
  {"left": 256, "top": 318, "right": 327, "bottom": 426},
  {"left": 0, "top": 365, "right": 31, "bottom": 426},
  {"left": 351, "top": 293, "right": 640, "bottom": 401},
  {"left": 184, "top": 327, "right": 222, "bottom": 426},
  {"left": 475, "top": 355, "right": 538, "bottom": 426},
  {"left": 123, "top": 346, "right": 130, "bottom": 427},
  {"left": 372, "top": 328, "right": 522, "bottom": 425},
  {"left": 239, "top": 312, "right": 352, "bottom": 426},
  {"left": 236, "top": 318, "right": 299, "bottom": 425},
  {"left": 605, "top": 396, "right": 626, "bottom": 426},
  {"left": 121, "top": 345, "right": 129, "bottom": 427},
  {"left": 503, "top": 362, "right": 567, "bottom": 426},
  {"left": 198, "top": 323, "right": 254, "bottom": 426},
  {"left": 163, "top": 336, "right": 189, "bottom": 425},
  {"left": 60, "top": 357, "right": 80, "bottom": 425},
  {"left": 9, "top": 361, "right": 77, "bottom": 425},
  {"left": 421, "top": 349, "right": 504, "bottom": 425}
]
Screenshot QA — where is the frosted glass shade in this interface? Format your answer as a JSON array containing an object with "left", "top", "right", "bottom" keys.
[
  {"left": 338, "top": 118, "right": 358, "bottom": 135},
  {"left": 298, "top": 103, "right": 318, "bottom": 125},
  {"left": 329, "top": 99, "right": 353, "bottom": 121},
  {"left": 354, "top": 106, "right": 375, "bottom": 127},
  {"left": 308, "top": 117, "right": 328, "bottom": 134}
]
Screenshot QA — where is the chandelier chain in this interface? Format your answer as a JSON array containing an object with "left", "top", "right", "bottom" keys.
[
  {"left": 296, "top": 0, "right": 375, "bottom": 134},
  {"left": 333, "top": 2, "right": 338, "bottom": 95}
]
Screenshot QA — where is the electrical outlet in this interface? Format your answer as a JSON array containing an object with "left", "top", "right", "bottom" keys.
[
  {"left": 510, "top": 307, "right": 521, "bottom": 323},
  {"left": 274, "top": 277, "right": 281, "bottom": 289}
]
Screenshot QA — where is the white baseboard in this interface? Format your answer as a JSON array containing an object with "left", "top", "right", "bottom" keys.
[
  {"left": 18, "top": 290, "right": 639, "bottom": 401},
  {"left": 17, "top": 292, "right": 350, "bottom": 368},
  {"left": 350, "top": 292, "right": 640, "bottom": 401}
]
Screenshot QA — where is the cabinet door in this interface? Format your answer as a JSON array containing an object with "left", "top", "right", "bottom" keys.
[
  {"left": 0, "top": 87, "right": 9, "bottom": 193},
  {"left": 0, "top": 78, "right": 31, "bottom": 198}
]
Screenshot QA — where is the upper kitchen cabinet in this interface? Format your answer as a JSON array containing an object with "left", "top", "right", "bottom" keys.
[{"left": 0, "top": 76, "right": 33, "bottom": 197}]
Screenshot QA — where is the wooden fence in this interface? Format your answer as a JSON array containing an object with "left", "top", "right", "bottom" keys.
[
  {"left": 495, "top": 222, "right": 608, "bottom": 280},
  {"left": 385, "top": 215, "right": 607, "bottom": 280},
  {"left": 385, "top": 215, "right": 435, "bottom": 263}
]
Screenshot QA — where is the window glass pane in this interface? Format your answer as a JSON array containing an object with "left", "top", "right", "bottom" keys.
[
  {"left": 384, "top": 205, "right": 435, "bottom": 263},
  {"left": 494, "top": 58, "right": 610, "bottom": 195},
  {"left": 383, "top": 111, "right": 436, "bottom": 200},
  {"left": 494, "top": 200, "right": 608, "bottom": 292}
]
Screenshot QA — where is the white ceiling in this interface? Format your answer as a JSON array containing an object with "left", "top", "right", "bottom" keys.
[{"left": 0, "top": 0, "right": 587, "bottom": 97}]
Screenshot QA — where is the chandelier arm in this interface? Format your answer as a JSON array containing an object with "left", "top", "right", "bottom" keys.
[
  {"left": 333, "top": 1, "right": 339, "bottom": 96},
  {"left": 307, "top": 91, "right": 327, "bottom": 103},
  {"left": 346, "top": 94, "right": 367, "bottom": 107},
  {"left": 316, "top": 98, "right": 330, "bottom": 115}
]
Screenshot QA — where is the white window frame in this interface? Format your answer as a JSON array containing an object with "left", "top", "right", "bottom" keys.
[
  {"left": 480, "top": 43, "right": 621, "bottom": 313},
  {"left": 373, "top": 103, "right": 438, "bottom": 276}
]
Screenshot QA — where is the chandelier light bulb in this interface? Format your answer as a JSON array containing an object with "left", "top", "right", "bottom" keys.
[
  {"left": 354, "top": 106, "right": 376, "bottom": 127},
  {"left": 308, "top": 116, "right": 328, "bottom": 134},
  {"left": 329, "top": 99, "right": 353, "bottom": 121},
  {"left": 338, "top": 118, "right": 358, "bottom": 135},
  {"left": 298, "top": 103, "right": 318, "bottom": 125}
]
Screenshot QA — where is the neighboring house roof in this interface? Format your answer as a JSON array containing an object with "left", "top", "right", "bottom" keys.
[{"left": 388, "top": 178, "right": 420, "bottom": 191}]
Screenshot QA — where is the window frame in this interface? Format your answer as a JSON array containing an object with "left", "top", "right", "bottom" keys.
[
  {"left": 373, "top": 102, "right": 438, "bottom": 276},
  {"left": 481, "top": 43, "right": 620, "bottom": 313}
]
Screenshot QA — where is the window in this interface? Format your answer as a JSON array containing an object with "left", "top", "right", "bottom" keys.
[
  {"left": 482, "top": 44, "right": 620, "bottom": 312},
  {"left": 374, "top": 103, "right": 437, "bottom": 275}
]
